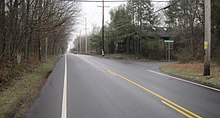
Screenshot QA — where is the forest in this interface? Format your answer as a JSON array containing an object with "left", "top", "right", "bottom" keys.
[
  {"left": 0, "top": 0, "right": 79, "bottom": 62},
  {"left": 74, "top": 0, "right": 220, "bottom": 62},
  {"left": 0, "top": 0, "right": 79, "bottom": 88}
]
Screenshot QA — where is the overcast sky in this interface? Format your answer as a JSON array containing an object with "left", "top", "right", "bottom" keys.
[
  {"left": 76, "top": 1, "right": 126, "bottom": 35},
  {"left": 68, "top": 0, "right": 168, "bottom": 50}
]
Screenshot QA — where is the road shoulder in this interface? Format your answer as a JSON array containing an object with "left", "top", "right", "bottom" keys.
[{"left": 160, "top": 62, "right": 220, "bottom": 90}]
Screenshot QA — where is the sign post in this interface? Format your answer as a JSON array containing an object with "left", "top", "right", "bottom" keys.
[{"left": 164, "top": 40, "right": 174, "bottom": 62}]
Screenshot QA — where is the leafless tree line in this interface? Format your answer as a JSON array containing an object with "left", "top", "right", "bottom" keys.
[{"left": 0, "top": 0, "right": 79, "bottom": 62}]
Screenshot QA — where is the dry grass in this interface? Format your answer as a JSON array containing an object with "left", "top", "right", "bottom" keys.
[
  {"left": 161, "top": 62, "right": 220, "bottom": 87},
  {"left": 0, "top": 57, "right": 41, "bottom": 91},
  {"left": 0, "top": 55, "right": 61, "bottom": 118}
]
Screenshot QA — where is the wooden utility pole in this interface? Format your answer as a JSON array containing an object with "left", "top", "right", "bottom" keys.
[
  {"left": 137, "top": 0, "right": 140, "bottom": 54},
  {"left": 85, "top": 18, "right": 88, "bottom": 54},
  {"left": 101, "top": 0, "right": 105, "bottom": 56},
  {"left": 97, "top": 1, "right": 109, "bottom": 56},
  {"left": 204, "top": 0, "right": 211, "bottom": 76},
  {"left": 80, "top": 30, "right": 82, "bottom": 54}
]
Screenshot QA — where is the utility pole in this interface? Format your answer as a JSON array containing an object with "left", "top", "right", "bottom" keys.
[
  {"left": 75, "top": 36, "right": 79, "bottom": 54},
  {"left": 80, "top": 30, "right": 82, "bottom": 54},
  {"left": 204, "top": 0, "right": 211, "bottom": 76},
  {"left": 138, "top": 0, "right": 141, "bottom": 54},
  {"left": 101, "top": 0, "right": 105, "bottom": 56},
  {"left": 85, "top": 18, "right": 88, "bottom": 54}
]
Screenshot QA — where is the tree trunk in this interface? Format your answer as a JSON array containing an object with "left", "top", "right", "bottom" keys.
[
  {"left": 52, "top": 38, "right": 58, "bottom": 55},
  {"left": 126, "top": 38, "right": 130, "bottom": 53},
  {"left": 0, "top": 0, "right": 6, "bottom": 58},
  {"left": 27, "top": 34, "right": 32, "bottom": 60},
  {"left": 38, "top": 34, "right": 42, "bottom": 61},
  {"left": 132, "top": 38, "right": 135, "bottom": 54}
]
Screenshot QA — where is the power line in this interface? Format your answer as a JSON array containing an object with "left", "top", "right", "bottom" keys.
[{"left": 154, "top": 0, "right": 181, "bottom": 13}]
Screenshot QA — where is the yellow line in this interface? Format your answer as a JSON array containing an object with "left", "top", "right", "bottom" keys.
[
  {"left": 161, "top": 101, "right": 193, "bottom": 118},
  {"left": 102, "top": 67, "right": 202, "bottom": 118},
  {"left": 102, "top": 66, "right": 112, "bottom": 72},
  {"left": 107, "top": 70, "right": 117, "bottom": 76}
]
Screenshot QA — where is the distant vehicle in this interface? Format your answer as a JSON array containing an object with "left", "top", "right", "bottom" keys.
[{"left": 73, "top": 51, "right": 77, "bottom": 54}]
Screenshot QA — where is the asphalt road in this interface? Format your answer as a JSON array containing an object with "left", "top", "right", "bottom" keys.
[{"left": 26, "top": 53, "right": 220, "bottom": 118}]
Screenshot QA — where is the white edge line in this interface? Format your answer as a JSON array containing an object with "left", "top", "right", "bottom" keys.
[
  {"left": 61, "top": 54, "right": 67, "bottom": 118},
  {"left": 148, "top": 70, "right": 220, "bottom": 92}
]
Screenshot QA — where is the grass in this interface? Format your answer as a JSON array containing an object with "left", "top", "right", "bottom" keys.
[
  {"left": 0, "top": 55, "right": 61, "bottom": 118},
  {"left": 99, "top": 53, "right": 147, "bottom": 61},
  {"left": 160, "top": 62, "right": 220, "bottom": 87}
]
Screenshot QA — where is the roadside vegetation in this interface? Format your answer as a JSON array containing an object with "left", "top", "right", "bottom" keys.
[
  {"left": 0, "top": 0, "right": 80, "bottom": 117},
  {"left": 99, "top": 53, "right": 146, "bottom": 60},
  {"left": 0, "top": 55, "right": 61, "bottom": 118},
  {"left": 0, "top": 0, "right": 79, "bottom": 88},
  {"left": 161, "top": 62, "right": 220, "bottom": 88}
]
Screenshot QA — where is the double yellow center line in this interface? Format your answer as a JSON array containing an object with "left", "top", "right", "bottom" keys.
[{"left": 102, "top": 66, "right": 202, "bottom": 118}]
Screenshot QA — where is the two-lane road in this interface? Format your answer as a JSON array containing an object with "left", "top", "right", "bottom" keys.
[{"left": 26, "top": 54, "right": 220, "bottom": 118}]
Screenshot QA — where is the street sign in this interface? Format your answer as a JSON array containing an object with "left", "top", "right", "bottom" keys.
[{"left": 164, "top": 40, "right": 174, "bottom": 43}]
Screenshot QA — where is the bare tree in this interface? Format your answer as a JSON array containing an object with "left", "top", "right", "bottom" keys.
[{"left": 0, "top": 0, "right": 80, "bottom": 62}]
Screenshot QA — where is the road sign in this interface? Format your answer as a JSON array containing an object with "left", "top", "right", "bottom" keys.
[
  {"left": 164, "top": 40, "right": 174, "bottom": 43},
  {"left": 204, "top": 41, "right": 208, "bottom": 49},
  {"left": 164, "top": 40, "right": 174, "bottom": 62}
]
